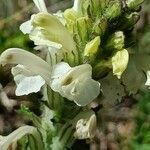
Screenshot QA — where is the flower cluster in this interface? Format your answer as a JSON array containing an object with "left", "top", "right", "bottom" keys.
[{"left": 0, "top": 0, "right": 149, "bottom": 149}]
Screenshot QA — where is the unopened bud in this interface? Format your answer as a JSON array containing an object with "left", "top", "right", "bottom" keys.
[
  {"left": 64, "top": 9, "right": 78, "bottom": 22},
  {"left": 93, "top": 59, "right": 112, "bottom": 79},
  {"left": 104, "top": 0, "right": 121, "bottom": 20},
  {"left": 74, "top": 114, "right": 97, "bottom": 139},
  {"left": 84, "top": 36, "right": 101, "bottom": 62},
  {"left": 76, "top": 17, "right": 89, "bottom": 42},
  {"left": 126, "top": 0, "right": 144, "bottom": 10},
  {"left": 112, "top": 49, "right": 129, "bottom": 79},
  {"left": 120, "top": 12, "right": 140, "bottom": 30},
  {"left": 93, "top": 17, "right": 107, "bottom": 35},
  {"left": 105, "top": 31, "right": 125, "bottom": 52},
  {"left": 99, "top": 0, "right": 109, "bottom": 13}
]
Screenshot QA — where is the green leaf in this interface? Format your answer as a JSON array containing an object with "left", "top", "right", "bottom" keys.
[
  {"left": 121, "top": 54, "right": 150, "bottom": 94},
  {"left": 99, "top": 72, "right": 126, "bottom": 107}
]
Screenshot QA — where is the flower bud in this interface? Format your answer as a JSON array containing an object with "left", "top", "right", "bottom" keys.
[
  {"left": 93, "top": 17, "right": 107, "bottom": 36},
  {"left": 126, "top": 0, "right": 144, "bottom": 10},
  {"left": 84, "top": 36, "right": 101, "bottom": 62},
  {"left": 89, "top": 0, "right": 101, "bottom": 18},
  {"left": 99, "top": 0, "right": 109, "bottom": 12},
  {"left": 64, "top": 9, "right": 79, "bottom": 22},
  {"left": 76, "top": 17, "right": 89, "bottom": 43},
  {"left": 104, "top": 0, "right": 121, "bottom": 20},
  {"left": 119, "top": 12, "right": 140, "bottom": 30},
  {"left": 93, "top": 59, "right": 112, "bottom": 79},
  {"left": 74, "top": 114, "right": 97, "bottom": 139},
  {"left": 64, "top": 8, "right": 79, "bottom": 34},
  {"left": 105, "top": 31, "right": 125, "bottom": 52},
  {"left": 112, "top": 49, "right": 129, "bottom": 79}
]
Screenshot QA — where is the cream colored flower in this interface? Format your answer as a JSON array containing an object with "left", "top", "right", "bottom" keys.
[
  {"left": 0, "top": 48, "right": 51, "bottom": 96},
  {"left": 20, "top": 11, "right": 76, "bottom": 53},
  {"left": 74, "top": 114, "right": 97, "bottom": 139},
  {"left": 112, "top": 49, "right": 129, "bottom": 79},
  {"left": 50, "top": 62, "right": 100, "bottom": 106},
  {"left": 0, "top": 126, "right": 43, "bottom": 150},
  {"left": 0, "top": 48, "right": 100, "bottom": 106}
]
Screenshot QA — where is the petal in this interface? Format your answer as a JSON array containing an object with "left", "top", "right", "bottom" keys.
[
  {"left": 84, "top": 36, "right": 100, "bottom": 56},
  {"left": 20, "top": 20, "right": 33, "bottom": 34},
  {"left": 73, "top": 77, "right": 100, "bottom": 106},
  {"left": 61, "top": 80, "right": 77, "bottom": 100},
  {"left": 30, "top": 28, "right": 62, "bottom": 49},
  {"left": 11, "top": 64, "right": 33, "bottom": 77},
  {"left": 53, "top": 11, "right": 66, "bottom": 25},
  {"left": 50, "top": 78, "right": 62, "bottom": 93},
  {"left": 51, "top": 62, "right": 71, "bottom": 78},
  {"left": 73, "top": 0, "right": 81, "bottom": 12},
  {"left": 73, "top": 0, "right": 85, "bottom": 14},
  {"left": 145, "top": 71, "right": 150, "bottom": 89},
  {"left": 33, "top": 0, "right": 47, "bottom": 12},
  {"left": 50, "top": 63, "right": 100, "bottom": 106},
  {"left": 0, "top": 48, "right": 51, "bottom": 83},
  {"left": 12, "top": 65, "right": 45, "bottom": 96},
  {"left": 74, "top": 114, "right": 97, "bottom": 139},
  {"left": 0, "top": 126, "right": 43, "bottom": 150},
  {"left": 14, "top": 74, "right": 45, "bottom": 96},
  {"left": 50, "top": 62, "right": 71, "bottom": 92},
  {"left": 112, "top": 49, "right": 129, "bottom": 79},
  {"left": 30, "top": 12, "right": 76, "bottom": 52},
  {"left": 50, "top": 63, "right": 91, "bottom": 93},
  {"left": 67, "top": 64, "right": 92, "bottom": 80}
]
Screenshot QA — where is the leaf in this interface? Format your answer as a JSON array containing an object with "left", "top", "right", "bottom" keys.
[
  {"left": 99, "top": 72, "right": 126, "bottom": 107},
  {"left": 121, "top": 54, "right": 150, "bottom": 94}
]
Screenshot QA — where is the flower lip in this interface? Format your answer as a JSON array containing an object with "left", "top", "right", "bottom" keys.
[{"left": 0, "top": 48, "right": 51, "bottom": 83}]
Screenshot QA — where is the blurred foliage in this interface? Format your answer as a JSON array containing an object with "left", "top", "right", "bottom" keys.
[
  {"left": 130, "top": 93, "right": 150, "bottom": 150},
  {"left": 135, "top": 0, "right": 150, "bottom": 53}
]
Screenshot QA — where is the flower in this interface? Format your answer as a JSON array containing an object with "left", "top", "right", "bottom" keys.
[
  {"left": 50, "top": 62, "right": 100, "bottom": 106},
  {"left": 20, "top": 12, "right": 76, "bottom": 53},
  {"left": 20, "top": 0, "right": 76, "bottom": 53},
  {"left": 145, "top": 71, "right": 150, "bottom": 89},
  {"left": 0, "top": 48, "right": 100, "bottom": 106},
  {"left": 0, "top": 126, "right": 43, "bottom": 150},
  {"left": 74, "top": 114, "right": 97, "bottom": 139},
  {"left": 0, "top": 48, "right": 51, "bottom": 96},
  {"left": 112, "top": 49, "right": 129, "bottom": 79},
  {"left": 0, "top": 48, "right": 51, "bottom": 82}
]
